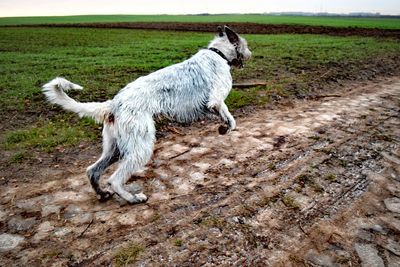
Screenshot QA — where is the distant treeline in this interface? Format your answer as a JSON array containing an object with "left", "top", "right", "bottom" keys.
[{"left": 194, "top": 12, "right": 400, "bottom": 18}]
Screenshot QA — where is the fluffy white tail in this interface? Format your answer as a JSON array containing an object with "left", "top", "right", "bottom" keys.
[{"left": 42, "top": 77, "right": 112, "bottom": 123}]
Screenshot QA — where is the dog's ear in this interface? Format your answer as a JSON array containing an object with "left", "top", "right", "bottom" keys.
[
  {"left": 224, "top": 26, "right": 239, "bottom": 45},
  {"left": 217, "top": 26, "right": 224, "bottom": 37}
]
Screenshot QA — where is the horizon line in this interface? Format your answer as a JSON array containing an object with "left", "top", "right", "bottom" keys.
[{"left": 1, "top": 12, "right": 400, "bottom": 19}]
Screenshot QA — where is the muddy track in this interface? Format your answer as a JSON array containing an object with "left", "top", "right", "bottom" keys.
[
  {"left": 1, "top": 78, "right": 400, "bottom": 266},
  {"left": 7, "top": 22, "right": 400, "bottom": 39}
]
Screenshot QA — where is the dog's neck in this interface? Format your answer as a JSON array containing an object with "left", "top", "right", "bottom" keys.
[
  {"left": 208, "top": 47, "right": 230, "bottom": 62},
  {"left": 208, "top": 36, "right": 238, "bottom": 63}
]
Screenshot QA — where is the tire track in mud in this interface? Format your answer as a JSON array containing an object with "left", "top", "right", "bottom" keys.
[{"left": 0, "top": 78, "right": 399, "bottom": 266}]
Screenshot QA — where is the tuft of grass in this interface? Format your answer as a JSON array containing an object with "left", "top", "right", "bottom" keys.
[
  {"left": 196, "top": 215, "right": 226, "bottom": 230},
  {"left": 9, "top": 151, "right": 27, "bottom": 163},
  {"left": 114, "top": 243, "right": 144, "bottom": 267},
  {"left": 282, "top": 195, "right": 300, "bottom": 210},
  {"left": 309, "top": 164, "right": 318, "bottom": 170},
  {"left": 173, "top": 239, "right": 183, "bottom": 247},
  {"left": 297, "top": 173, "right": 324, "bottom": 193},
  {"left": 339, "top": 159, "right": 348, "bottom": 167},
  {"left": 294, "top": 184, "right": 303, "bottom": 193},
  {"left": 308, "top": 135, "right": 321, "bottom": 141},
  {"left": 325, "top": 173, "right": 337, "bottom": 182},
  {"left": 268, "top": 162, "right": 277, "bottom": 171},
  {"left": 297, "top": 174, "right": 311, "bottom": 186}
]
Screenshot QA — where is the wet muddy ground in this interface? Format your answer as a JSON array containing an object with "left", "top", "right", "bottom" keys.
[
  {"left": 11, "top": 22, "right": 400, "bottom": 39},
  {"left": 1, "top": 77, "right": 399, "bottom": 266}
]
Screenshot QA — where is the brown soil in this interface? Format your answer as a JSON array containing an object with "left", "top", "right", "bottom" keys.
[
  {"left": 1, "top": 77, "right": 399, "bottom": 266},
  {"left": 10, "top": 22, "right": 400, "bottom": 39}
]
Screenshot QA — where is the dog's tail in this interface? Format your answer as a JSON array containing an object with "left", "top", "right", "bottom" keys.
[{"left": 42, "top": 77, "right": 112, "bottom": 123}]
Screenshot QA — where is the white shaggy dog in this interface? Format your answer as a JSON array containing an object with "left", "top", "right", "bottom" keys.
[{"left": 42, "top": 26, "right": 251, "bottom": 204}]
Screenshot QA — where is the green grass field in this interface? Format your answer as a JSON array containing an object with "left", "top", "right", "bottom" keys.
[
  {"left": 1, "top": 26, "right": 399, "bottom": 158},
  {"left": 1, "top": 14, "right": 400, "bottom": 29}
]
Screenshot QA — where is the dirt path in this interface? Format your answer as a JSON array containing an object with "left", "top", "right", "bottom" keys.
[{"left": 1, "top": 78, "right": 400, "bottom": 266}]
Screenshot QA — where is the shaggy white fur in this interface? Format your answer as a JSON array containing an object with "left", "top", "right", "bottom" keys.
[{"left": 42, "top": 26, "right": 251, "bottom": 204}]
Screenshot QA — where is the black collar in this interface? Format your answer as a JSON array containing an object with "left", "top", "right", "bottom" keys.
[
  {"left": 208, "top": 47, "right": 243, "bottom": 68},
  {"left": 208, "top": 47, "right": 230, "bottom": 63}
]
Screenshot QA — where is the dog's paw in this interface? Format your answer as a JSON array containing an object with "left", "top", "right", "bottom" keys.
[
  {"left": 98, "top": 191, "right": 114, "bottom": 202},
  {"left": 127, "top": 193, "right": 148, "bottom": 204},
  {"left": 218, "top": 125, "right": 229, "bottom": 135}
]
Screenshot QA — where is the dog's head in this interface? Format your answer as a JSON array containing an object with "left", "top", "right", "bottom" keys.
[{"left": 209, "top": 25, "right": 252, "bottom": 68}]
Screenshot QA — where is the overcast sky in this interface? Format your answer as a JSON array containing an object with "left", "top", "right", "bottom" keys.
[{"left": 1, "top": 0, "right": 399, "bottom": 17}]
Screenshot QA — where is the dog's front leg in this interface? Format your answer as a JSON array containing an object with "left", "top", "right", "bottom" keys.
[{"left": 213, "top": 102, "right": 236, "bottom": 134}]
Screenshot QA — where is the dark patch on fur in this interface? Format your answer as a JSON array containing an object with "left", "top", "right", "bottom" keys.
[
  {"left": 87, "top": 145, "right": 120, "bottom": 201},
  {"left": 108, "top": 113, "right": 115, "bottom": 124},
  {"left": 161, "top": 87, "right": 172, "bottom": 93}
]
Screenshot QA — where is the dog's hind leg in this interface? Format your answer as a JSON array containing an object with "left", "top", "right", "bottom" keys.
[
  {"left": 107, "top": 156, "right": 150, "bottom": 204},
  {"left": 107, "top": 113, "right": 156, "bottom": 204},
  {"left": 87, "top": 124, "right": 119, "bottom": 202}
]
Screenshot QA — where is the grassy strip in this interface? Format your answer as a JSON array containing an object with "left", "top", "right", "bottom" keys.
[
  {"left": 0, "top": 27, "right": 399, "bottom": 155},
  {"left": 1, "top": 15, "right": 400, "bottom": 29},
  {"left": 2, "top": 118, "right": 99, "bottom": 152}
]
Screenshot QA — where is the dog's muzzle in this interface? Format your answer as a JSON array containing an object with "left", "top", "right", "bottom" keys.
[{"left": 230, "top": 58, "right": 244, "bottom": 69}]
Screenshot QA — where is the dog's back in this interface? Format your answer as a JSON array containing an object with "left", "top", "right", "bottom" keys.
[{"left": 112, "top": 49, "right": 232, "bottom": 123}]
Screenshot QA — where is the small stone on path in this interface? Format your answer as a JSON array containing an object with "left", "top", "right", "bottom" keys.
[
  {"left": 8, "top": 216, "right": 37, "bottom": 232},
  {"left": 63, "top": 204, "right": 82, "bottom": 219},
  {"left": 355, "top": 243, "right": 384, "bottom": 267},
  {"left": 304, "top": 249, "right": 336, "bottom": 267},
  {"left": 384, "top": 198, "right": 400, "bottom": 213},
  {"left": 42, "top": 204, "right": 61, "bottom": 217},
  {"left": 0, "top": 233, "right": 24, "bottom": 252}
]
